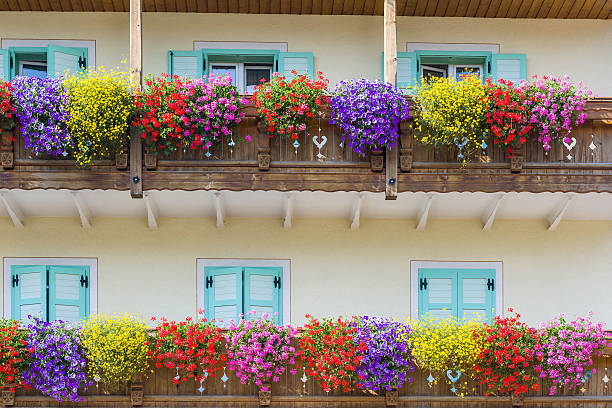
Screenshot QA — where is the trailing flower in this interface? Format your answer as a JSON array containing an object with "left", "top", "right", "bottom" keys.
[
  {"left": 473, "top": 309, "right": 543, "bottom": 396},
  {"left": 412, "top": 75, "right": 489, "bottom": 162},
  {"left": 226, "top": 314, "right": 298, "bottom": 391},
  {"left": 0, "top": 80, "right": 15, "bottom": 135},
  {"left": 12, "top": 76, "right": 72, "bottom": 157},
  {"left": 64, "top": 66, "right": 133, "bottom": 167},
  {"left": 484, "top": 78, "right": 532, "bottom": 157},
  {"left": 251, "top": 71, "right": 329, "bottom": 140},
  {"left": 23, "top": 317, "right": 90, "bottom": 402},
  {"left": 330, "top": 79, "right": 410, "bottom": 156},
  {"left": 0, "top": 319, "right": 30, "bottom": 393},
  {"left": 81, "top": 314, "right": 150, "bottom": 390},
  {"left": 539, "top": 314, "right": 608, "bottom": 395},
  {"left": 353, "top": 316, "right": 413, "bottom": 392},
  {"left": 405, "top": 315, "right": 482, "bottom": 394},
  {"left": 299, "top": 315, "right": 366, "bottom": 392},
  {"left": 149, "top": 312, "right": 226, "bottom": 384},
  {"left": 517, "top": 75, "right": 594, "bottom": 151}
]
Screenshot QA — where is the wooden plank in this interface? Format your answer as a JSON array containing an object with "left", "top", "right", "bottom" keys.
[
  {"left": 554, "top": 0, "right": 574, "bottom": 18},
  {"left": 413, "top": 0, "right": 427, "bottom": 15},
  {"left": 535, "top": 0, "right": 555, "bottom": 17},
  {"left": 474, "top": 0, "right": 490, "bottom": 16},
  {"left": 228, "top": 0, "right": 239, "bottom": 13},
  {"left": 342, "top": 0, "right": 354, "bottom": 14},
  {"left": 596, "top": 0, "right": 612, "bottom": 18},
  {"left": 465, "top": 0, "right": 480, "bottom": 16},
  {"left": 310, "top": 0, "right": 321, "bottom": 13},
  {"left": 525, "top": 0, "right": 544, "bottom": 18},
  {"left": 576, "top": 0, "right": 597, "bottom": 18},
  {"left": 362, "top": 0, "right": 375, "bottom": 14},
  {"left": 585, "top": 0, "right": 606, "bottom": 18},
  {"left": 423, "top": 0, "right": 437, "bottom": 15},
  {"left": 434, "top": 0, "right": 449, "bottom": 15},
  {"left": 566, "top": 0, "right": 586, "bottom": 18},
  {"left": 384, "top": 0, "right": 398, "bottom": 200},
  {"left": 130, "top": 0, "right": 142, "bottom": 86},
  {"left": 130, "top": 130, "right": 143, "bottom": 198}
]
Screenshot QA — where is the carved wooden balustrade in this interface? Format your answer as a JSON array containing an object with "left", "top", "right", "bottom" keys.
[{"left": 1, "top": 99, "right": 611, "bottom": 194}]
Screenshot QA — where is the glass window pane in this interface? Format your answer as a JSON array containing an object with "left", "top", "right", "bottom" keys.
[
  {"left": 455, "top": 66, "right": 481, "bottom": 81},
  {"left": 211, "top": 65, "right": 237, "bottom": 86},
  {"left": 21, "top": 63, "right": 47, "bottom": 79},
  {"left": 245, "top": 68, "right": 271, "bottom": 94}
]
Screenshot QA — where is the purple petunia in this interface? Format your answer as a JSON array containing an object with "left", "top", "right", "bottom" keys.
[
  {"left": 11, "top": 76, "right": 72, "bottom": 157},
  {"left": 330, "top": 79, "right": 410, "bottom": 156}
]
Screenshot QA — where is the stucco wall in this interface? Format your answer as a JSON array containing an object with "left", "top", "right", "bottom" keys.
[
  {"left": 1, "top": 12, "right": 611, "bottom": 95},
  {"left": 1, "top": 217, "right": 611, "bottom": 326}
]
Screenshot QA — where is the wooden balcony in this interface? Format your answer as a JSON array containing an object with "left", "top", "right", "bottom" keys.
[{"left": 1, "top": 99, "right": 611, "bottom": 196}]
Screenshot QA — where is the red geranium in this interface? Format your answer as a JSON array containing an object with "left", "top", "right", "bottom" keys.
[
  {"left": 251, "top": 71, "right": 329, "bottom": 140},
  {"left": 298, "top": 315, "right": 366, "bottom": 392},
  {"left": 149, "top": 311, "right": 227, "bottom": 384},
  {"left": 0, "top": 319, "right": 29, "bottom": 393},
  {"left": 473, "top": 309, "right": 544, "bottom": 396},
  {"left": 485, "top": 78, "right": 532, "bottom": 157},
  {"left": 0, "top": 80, "right": 16, "bottom": 138}
]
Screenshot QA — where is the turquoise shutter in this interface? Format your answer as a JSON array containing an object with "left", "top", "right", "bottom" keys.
[
  {"left": 244, "top": 267, "right": 282, "bottom": 324},
  {"left": 458, "top": 269, "right": 496, "bottom": 323},
  {"left": 397, "top": 52, "right": 418, "bottom": 91},
  {"left": 278, "top": 52, "right": 313, "bottom": 79},
  {"left": 418, "top": 268, "right": 458, "bottom": 320},
  {"left": 0, "top": 49, "right": 9, "bottom": 81},
  {"left": 205, "top": 267, "right": 243, "bottom": 325},
  {"left": 491, "top": 54, "right": 526, "bottom": 83},
  {"left": 11, "top": 266, "right": 47, "bottom": 324},
  {"left": 48, "top": 266, "right": 89, "bottom": 322},
  {"left": 168, "top": 50, "right": 204, "bottom": 79},
  {"left": 47, "top": 45, "right": 87, "bottom": 78}
]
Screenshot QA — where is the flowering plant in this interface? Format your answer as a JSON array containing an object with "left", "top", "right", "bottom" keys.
[
  {"left": 149, "top": 313, "right": 226, "bottom": 384},
  {"left": 251, "top": 71, "right": 329, "bottom": 140},
  {"left": 413, "top": 75, "right": 489, "bottom": 162},
  {"left": 81, "top": 314, "right": 150, "bottom": 389},
  {"left": 226, "top": 315, "right": 297, "bottom": 391},
  {"left": 517, "top": 75, "right": 594, "bottom": 150},
  {"left": 299, "top": 315, "right": 366, "bottom": 392},
  {"left": 0, "top": 80, "right": 15, "bottom": 134},
  {"left": 64, "top": 67, "right": 133, "bottom": 167},
  {"left": 12, "top": 76, "right": 72, "bottom": 157},
  {"left": 0, "top": 319, "right": 30, "bottom": 392},
  {"left": 330, "top": 79, "right": 410, "bottom": 156},
  {"left": 406, "top": 315, "right": 482, "bottom": 394},
  {"left": 539, "top": 314, "right": 607, "bottom": 395},
  {"left": 473, "top": 309, "right": 543, "bottom": 396},
  {"left": 484, "top": 78, "right": 532, "bottom": 157},
  {"left": 23, "top": 317, "right": 90, "bottom": 402},
  {"left": 353, "top": 316, "right": 413, "bottom": 392}
]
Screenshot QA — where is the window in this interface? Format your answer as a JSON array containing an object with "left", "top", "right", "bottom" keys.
[
  {"left": 3, "top": 258, "right": 97, "bottom": 324},
  {"left": 197, "top": 259, "right": 290, "bottom": 325},
  {"left": 422, "top": 64, "right": 483, "bottom": 82},
  {"left": 410, "top": 261, "right": 502, "bottom": 323},
  {"left": 0, "top": 44, "right": 88, "bottom": 81},
  {"left": 19, "top": 61, "right": 48, "bottom": 78},
  {"left": 208, "top": 62, "right": 272, "bottom": 94}
]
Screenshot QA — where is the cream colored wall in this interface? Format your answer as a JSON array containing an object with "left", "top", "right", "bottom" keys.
[
  {"left": 1, "top": 217, "right": 611, "bottom": 327},
  {"left": 1, "top": 12, "right": 611, "bottom": 95}
]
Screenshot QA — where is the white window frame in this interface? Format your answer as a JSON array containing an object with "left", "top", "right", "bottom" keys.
[
  {"left": 196, "top": 259, "right": 290, "bottom": 325},
  {"left": 208, "top": 62, "right": 274, "bottom": 94},
  {"left": 244, "top": 65, "right": 273, "bottom": 94},
  {"left": 18, "top": 60, "right": 47, "bottom": 76},
  {"left": 3, "top": 257, "right": 98, "bottom": 319},
  {"left": 451, "top": 64, "right": 483, "bottom": 81},
  {"left": 421, "top": 64, "right": 448, "bottom": 78},
  {"left": 406, "top": 42, "right": 499, "bottom": 54},
  {"left": 194, "top": 41, "right": 288, "bottom": 53},
  {"left": 1, "top": 39, "right": 96, "bottom": 67},
  {"left": 410, "top": 260, "right": 502, "bottom": 320}
]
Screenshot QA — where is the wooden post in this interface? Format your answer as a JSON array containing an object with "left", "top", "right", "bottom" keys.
[
  {"left": 384, "top": 0, "right": 398, "bottom": 200},
  {"left": 129, "top": 0, "right": 143, "bottom": 198},
  {"left": 130, "top": 128, "right": 143, "bottom": 198}
]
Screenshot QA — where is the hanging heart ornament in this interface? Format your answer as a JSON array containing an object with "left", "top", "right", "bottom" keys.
[
  {"left": 313, "top": 135, "right": 328, "bottom": 159},
  {"left": 447, "top": 369, "right": 462, "bottom": 383},
  {"left": 563, "top": 137, "right": 577, "bottom": 151}
]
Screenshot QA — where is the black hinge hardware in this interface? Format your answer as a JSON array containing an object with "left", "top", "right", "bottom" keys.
[
  {"left": 78, "top": 56, "right": 86, "bottom": 69},
  {"left": 274, "top": 276, "right": 281, "bottom": 289},
  {"left": 205, "top": 276, "right": 213, "bottom": 288},
  {"left": 487, "top": 278, "right": 495, "bottom": 291},
  {"left": 10, "top": 56, "right": 13, "bottom": 69},
  {"left": 80, "top": 275, "right": 88, "bottom": 288},
  {"left": 416, "top": 60, "right": 420, "bottom": 73},
  {"left": 487, "top": 61, "right": 492, "bottom": 75},
  {"left": 12, "top": 275, "right": 19, "bottom": 287},
  {"left": 419, "top": 277, "right": 427, "bottom": 290}
]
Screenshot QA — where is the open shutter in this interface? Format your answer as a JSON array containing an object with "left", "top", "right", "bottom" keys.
[
  {"left": 458, "top": 269, "right": 496, "bottom": 323},
  {"left": 168, "top": 50, "right": 204, "bottom": 79},
  {"left": 278, "top": 52, "right": 313, "bottom": 79},
  {"left": 0, "top": 49, "right": 9, "bottom": 81},
  {"left": 48, "top": 266, "right": 89, "bottom": 322},
  {"left": 491, "top": 54, "right": 526, "bottom": 84},
  {"left": 205, "top": 267, "right": 243, "bottom": 325},
  {"left": 47, "top": 45, "right": 87, "bottom": 78},
  {"left": 418, "top": 268, "right": 458, "bottom": 320},
  {"left": 244, "top": 267, "right": 282, "bottom": 324},
  {"left": 11, "top": 265, "right": 46, "bottom": 324},
  {"left": 397, "top": 52, "right": 418, "bottom": 91}
]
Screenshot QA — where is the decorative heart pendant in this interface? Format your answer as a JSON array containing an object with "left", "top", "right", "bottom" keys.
[
  {"left": 563, "top": 137, "right": 577, "bottom": 151},
  {"left": 447, "top": 369, "right": 461, "bottom": 383}
]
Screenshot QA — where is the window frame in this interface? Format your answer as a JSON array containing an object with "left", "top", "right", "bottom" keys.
[
  {"left": 1, "top": 39, "right": 96, "bottom": 68},
  {"left": 410, "top": 260, "right": 502, "bottom": 320},
  {"left": 3, "top": 257, "right": 98, "bottom": 319},
  {"left": 18, "top": 60, "right": 48, "bottom": 77},
  {"left": 196, "top": 259, "right": 290, "bottom": 325}
]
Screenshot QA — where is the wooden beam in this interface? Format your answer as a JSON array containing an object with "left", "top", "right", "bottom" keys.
[
  {"left": 71, "top": 192, "right": 92, "bottom": 229},
  {"left": 130, "top": 128, "right": 143, "bottom": 198},
  {"left": 283, "top": 193, "right": 294, "bottom": 229},
  {"left": 547, "top": 195, "right": 573, "bottom": 231},
  {"left": 350, "top": 193, "right": 364, "bottom": 230},
  {"left": 384, "top": 0, "right": 398, "bottom": 200},
  {"left": 482, "top": 193, "right": 504, "bottom": 231},
  {"left": 129, "top": 0, "right": 142, "bottom": 86},
  {"left": 143, "top": 192, "right": 158, "bottom": 229},
  {"left": 0, "top": 192, "right": 24, "bottom": 228},
  {"left": 214, "top": 192, "right": 225, "bottom": 228},
  {"left": 416, "top": 194, "right": 433, "bottom": 231}
]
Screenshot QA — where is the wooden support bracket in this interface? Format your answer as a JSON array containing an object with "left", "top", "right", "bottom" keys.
[
  {"left": 0, "top": 129, "right": 15, "bottom": 169},
  {"left": 256, "top": 120, "right": 271, "bottom": 171},
  {"left": 399, "top": 122, "right": 413, "bottom": 172}
]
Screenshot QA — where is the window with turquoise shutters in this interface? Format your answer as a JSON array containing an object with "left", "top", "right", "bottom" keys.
[
  {"left": 491, "top": 54, "right": 527, "bottom": 83},
  {"left": 11, "top": 265, "right": 47, "bottom": 324},
  {"left": 167, "top": 50, "right": 204, "bottom": 79},
  {"left": 418, "top": 267, "right": 496, "bottom": 323},
  {"left": 277, "top": 52, "right": 314, "bottom": 79},
  {"left": 46, "top": 45, "right": 87, "bottom": 78}
]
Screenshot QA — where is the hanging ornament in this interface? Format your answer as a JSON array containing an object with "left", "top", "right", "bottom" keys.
[
  {"left": 93, "top": 374, "right": 100, "bottom": 390},
  {"left": 228, "top": 135, "right": 236, "bottom": 160},
  {"left": 427, "top": 370, "right": 435, "bottom": 388},
  {"left": 313, "top": 135, "right": 327, "bottom": 160},
  {"left": 589, "top": 134, "right": 597, "bottom": 157},
  {"left": 563, "top": 136, "right": 577, "bottom": 160},
  {"left": 221, "top": 366, "right": 229, "bottom": 390},
  {"left": 481, "top": 140, "right": 487, "bottom": 150},
  {"left": 301, "top": 367, "right": 308, "bottom": 394},
  {"left": 197, "top": 369, "right": 208, "bottom": 395},
  {"left": 447, "top": 369, "right": 461, "bottom": 394},
  {"left": 173, "top": 367, "right": 180, "bottom": 384},
  {"left": 293, "top": 139, "right": 300, "bottom": 159},
  {"left": 454, "top": 137, "right": 469, "bottom": 160}
]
